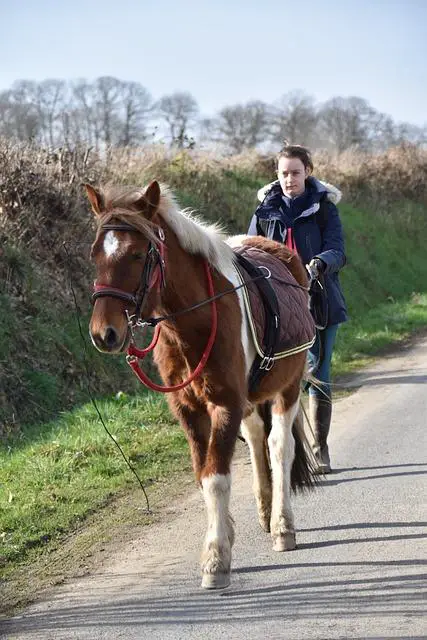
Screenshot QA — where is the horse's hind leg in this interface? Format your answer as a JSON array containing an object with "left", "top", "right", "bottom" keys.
[
  {"left": 240, "top": 406, "right": 272, "bottom": 532},
  {"left": 200, "top": 402, "right": 242, "bottom": 590},
  {"left": 268, "top": 389, "right": 300, "bottom": 552}
]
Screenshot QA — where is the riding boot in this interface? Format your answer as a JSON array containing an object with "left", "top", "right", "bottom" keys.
[{"left": 309, "top": 395, "right": 332, "bottom": 474}]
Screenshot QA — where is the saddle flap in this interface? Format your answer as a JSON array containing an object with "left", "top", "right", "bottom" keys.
[{"left": 234, "top": 245, "right": 316, "bottom": 360}]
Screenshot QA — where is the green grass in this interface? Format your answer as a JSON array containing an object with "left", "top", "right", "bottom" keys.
[
  {"left": 339, "top": 202, "right": 427, "bottom": 317},
  {"left": 331, "top": 200, "right": 427, "bottom": 374},
  {"left": 332, "top": 292, "right": 427, "bottom": 376},
  {"left": 0, "top": 392, "right": 190, "bottom": 569}
]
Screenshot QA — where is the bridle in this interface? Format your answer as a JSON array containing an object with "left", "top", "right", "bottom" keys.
[
  {"left": 92, "top": 222, "right": 166, "bottom": 327},
  {"left": 91, "top": 219, "right": 218, "bottom": 393}
]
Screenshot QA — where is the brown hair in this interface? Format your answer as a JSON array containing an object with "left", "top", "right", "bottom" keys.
[{"left": 276, "top": 143, "right": 314, "bottom": 172}]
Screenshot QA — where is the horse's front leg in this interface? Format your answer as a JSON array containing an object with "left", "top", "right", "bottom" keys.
[
  {"left": 168, "top": 394, "right": 210, "bottom": 481},
  {"left": 200, "top": 403, "right": 242, "bottom": 589},
  {"left": 268, "top": 393, "right": 300, "bottom": 552}
]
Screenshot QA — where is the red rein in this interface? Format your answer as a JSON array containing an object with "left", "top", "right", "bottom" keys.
[{"left": 126, "top": 260, "right": 217, "bottom": 392}]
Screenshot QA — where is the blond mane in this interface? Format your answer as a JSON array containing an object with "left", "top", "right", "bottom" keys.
[{"left": 96, "top": 183, "right": 236, "bottom": 274}]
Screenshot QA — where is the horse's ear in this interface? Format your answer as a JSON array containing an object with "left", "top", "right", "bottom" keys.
[
  {"left": 143, "top": 180, "right": 161, "bottom": 219},
  {"left": 83, "top": 183, "right": 104, "bottom": 216},
  {"left": 131, "top": 181, "right": 161, "bottom": 219}
]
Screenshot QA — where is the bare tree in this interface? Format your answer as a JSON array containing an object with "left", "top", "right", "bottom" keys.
[
  {"left": 35, "top": 79, "right": 67, "bottom": 147},
  {"left": 272, "top": 91, "right": 317, "bottom": 147},
  {"left": 94, "top": 76, "right": 122, "bottom": 147},
  {"left": 319, "top": 96, "right": 384, "bottom": 152},
  {"left": 197, "top": 117, "right": 218, "bottom": 148},
  {"left": 0, "top": 82, "right": 40, "bottom": 141},
  {"left": 60, "top": 107, "right": 84, "bottom": 148},
  {"left": 65, "top": 79, "right": 153, "bottom": 148},
  {"left": 393, "top": 121, "right": 427, "bottom": 146},
  {"left": 69, "top": 79, "right": 100, "bottom": 148},
  {"left": 119, "top": 81, "right": 153, "bottom": 146},
  {"left": 157, "top": 91, "right": 199, "bottom": 147},
  {"left": 369, "top": 114, "right": 396, "bottom": 151},
  {"left": 214, "top": 101, "right": 271, "bottom": 153}
]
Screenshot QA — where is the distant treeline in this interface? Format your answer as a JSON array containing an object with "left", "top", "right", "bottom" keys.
[{"left": 0, "top": 76, "right": 426, "bottom": 154}]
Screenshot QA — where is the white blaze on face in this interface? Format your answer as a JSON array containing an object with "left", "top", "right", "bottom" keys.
[{"left": 103, "top": 230, "right": 119, "bottom": 258}]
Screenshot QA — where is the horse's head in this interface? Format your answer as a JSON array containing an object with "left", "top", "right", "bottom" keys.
[{"left": 85, "top": 181, "right": 165, "bottom": 354}]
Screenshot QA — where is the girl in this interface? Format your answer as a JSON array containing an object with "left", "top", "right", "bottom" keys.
[{"left": 248, "top": 144, "right": 347, "bottom": 473}]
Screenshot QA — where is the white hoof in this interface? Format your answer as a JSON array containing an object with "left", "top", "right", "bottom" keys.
[
  {"left": 201, "top": 571, "right": 231, "bottom": 590},
  {"left": 272, "top": 531, "right": 296, "bottom": 552}
]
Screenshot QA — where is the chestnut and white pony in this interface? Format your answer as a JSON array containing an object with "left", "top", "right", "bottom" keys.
[{"left": 86, "top": 180, "right": 315, "bottom": 590}]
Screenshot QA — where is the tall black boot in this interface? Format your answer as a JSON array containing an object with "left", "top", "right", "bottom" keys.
[{"left": 309, "top": 395, "right": 332, "bottom": 474}]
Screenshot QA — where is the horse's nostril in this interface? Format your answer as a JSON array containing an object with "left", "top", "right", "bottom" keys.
[
  {"left": 92, "top": 333, "right": 103, "bottom": 349},
  {"left": 104, "top": 327, "right": 118, "bottom": 349}
]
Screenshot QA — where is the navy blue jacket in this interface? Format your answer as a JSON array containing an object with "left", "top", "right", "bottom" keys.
[{"left": 248, "top": 177, "right": 348, "bottom": 325}]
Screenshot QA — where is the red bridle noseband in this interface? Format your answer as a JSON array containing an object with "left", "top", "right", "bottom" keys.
[{"left": 92, "top": 221, "right": 218, "bottom": 393}]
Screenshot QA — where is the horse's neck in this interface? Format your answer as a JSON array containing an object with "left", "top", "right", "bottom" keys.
[{"left": 156, "top": 224, "right": 210, "bottom": 329}]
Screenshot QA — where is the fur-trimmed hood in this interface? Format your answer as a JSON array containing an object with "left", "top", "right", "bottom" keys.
[
  {"left": 248, "top": 175, "right": 348, "bottom": 325},
  {"left": 257, "top": 177, "right": 342, "bottom": 205}
]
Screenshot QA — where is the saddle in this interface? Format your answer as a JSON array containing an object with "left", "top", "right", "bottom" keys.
[{"left": 233, "top": 245, "right": 316, "bottom": 393}]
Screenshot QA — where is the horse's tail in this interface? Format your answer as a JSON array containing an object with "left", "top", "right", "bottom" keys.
[
  {"left": 258, "top": 400, "right": 272, "bottom": 438},
  {"left": 291, "top": 405, "right": 318, "bottom": 493},
  {"left": 258, "top": 400, "right": 317, "bottom": 493}
]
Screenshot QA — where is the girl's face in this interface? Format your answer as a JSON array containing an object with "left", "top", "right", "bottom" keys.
[{"left": 277, "top": 156, "right": 310, "bottom": 197}]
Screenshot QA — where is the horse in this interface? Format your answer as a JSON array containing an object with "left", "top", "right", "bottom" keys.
[{"left": 85, "top": 180, "right": 316, "bottom": 590}]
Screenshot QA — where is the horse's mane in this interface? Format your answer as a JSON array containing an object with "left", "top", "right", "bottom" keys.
[{"left": 95, "top": 183, "right": 236, "bottom": 275}]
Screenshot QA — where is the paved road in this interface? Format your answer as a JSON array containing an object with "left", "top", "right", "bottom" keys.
[{"left": 2, "top": 337, "right": 427, "bottom": 639}]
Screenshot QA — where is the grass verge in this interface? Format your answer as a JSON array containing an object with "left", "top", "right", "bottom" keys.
[
  {"left": 333, "top": 292, "right": 427, "bottom": 376},
  {"left": 0, "top": 393, "right": 190, "bottom": 575}
]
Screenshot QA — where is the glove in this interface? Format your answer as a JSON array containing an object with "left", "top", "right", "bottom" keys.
[{"left": 306, "top": 258, "right": 325, "bottom": 280}]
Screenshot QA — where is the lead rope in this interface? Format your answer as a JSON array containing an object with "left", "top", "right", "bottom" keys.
[{"left": 62, "top": 242, "right": 151, "bottom": 512}]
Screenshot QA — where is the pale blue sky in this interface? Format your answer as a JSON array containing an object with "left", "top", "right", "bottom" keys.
[{"left": 1, "top": 0, "right": 426, "bottom": 125}]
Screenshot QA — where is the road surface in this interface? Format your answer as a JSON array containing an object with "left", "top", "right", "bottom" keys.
[{"left": 2, "top": 336, "right": 427, "bottom": 639}]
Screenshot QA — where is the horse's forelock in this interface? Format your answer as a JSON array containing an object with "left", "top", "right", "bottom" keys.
[
  {"left": 92, "top": 183, "right": 175, "bottom": 246},
  {"left": 94, "top": 209, "right": 159, "bottom": 246},
  {"left": 100, "top": 185, "right": 146, "bottom": 212},
  {"left": 98, "top": 183, "right": 176, "bottom": 214}
]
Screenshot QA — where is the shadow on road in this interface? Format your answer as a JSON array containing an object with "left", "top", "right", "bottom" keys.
[
  {"left": 316, "top": 463, "right": 427, "bottom": 486},
  {"left": 3, "top": 567, "right": 425, "bottom": 633}
]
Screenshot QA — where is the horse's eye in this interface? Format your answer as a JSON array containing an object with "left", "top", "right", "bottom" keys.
[{"left": 131, "top": 252, "right": 144, "bottom": 261}]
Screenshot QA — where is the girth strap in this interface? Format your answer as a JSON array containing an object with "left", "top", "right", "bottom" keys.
[{"left": 234, "top": 253, "right": 281, "bottom": 394}]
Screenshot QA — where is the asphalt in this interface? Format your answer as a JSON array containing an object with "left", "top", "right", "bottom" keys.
[{"left": 2, "top": 336, "right": 427, "bottom": 640}]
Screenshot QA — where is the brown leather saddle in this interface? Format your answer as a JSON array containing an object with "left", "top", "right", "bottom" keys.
[{"left": 233, "top": 245, "right": 316, "bottom": 392}]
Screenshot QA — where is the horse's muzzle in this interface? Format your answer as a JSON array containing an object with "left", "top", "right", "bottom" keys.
[{"left": 90, "top": 325, "right": 130, "bottom": 354}]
